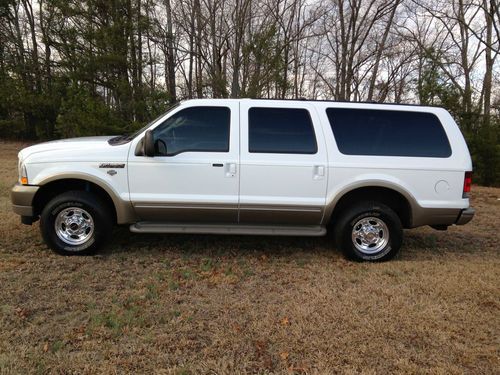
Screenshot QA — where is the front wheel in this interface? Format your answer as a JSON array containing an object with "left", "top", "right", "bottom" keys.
[
  {"left": 40, "top": 191, "right": 113, "bottom": 256},
  {"left": 334, "top": 201, "right": 403, "bottom": 262}
]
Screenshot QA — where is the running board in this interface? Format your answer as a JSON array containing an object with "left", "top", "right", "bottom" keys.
[{"left": 130, "top": 222, "right": 327, "bottom": 237}]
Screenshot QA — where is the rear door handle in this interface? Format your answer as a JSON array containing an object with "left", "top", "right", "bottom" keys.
[
  {"left": 212, "top": 163, "right": 224, "bottom": 167},
  {"left": 226, "top": 163, "right": 236, "bottom": 177}
]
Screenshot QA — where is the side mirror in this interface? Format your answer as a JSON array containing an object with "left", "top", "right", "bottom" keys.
[{"left": 144, "top": 130, "right": 155, "bottom": 157}]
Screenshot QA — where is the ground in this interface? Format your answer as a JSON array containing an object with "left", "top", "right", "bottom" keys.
[{"left": 0, "top": 140, "right": 498, "bottom": 374}]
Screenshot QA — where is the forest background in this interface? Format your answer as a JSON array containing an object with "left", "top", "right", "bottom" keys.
[{"left": 0, "top": 0, "right": 498, "bottom": 185}]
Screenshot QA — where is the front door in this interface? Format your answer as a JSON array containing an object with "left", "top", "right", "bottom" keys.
[{"left": 127, "top": 102, "right": 240, "bottom": 223}]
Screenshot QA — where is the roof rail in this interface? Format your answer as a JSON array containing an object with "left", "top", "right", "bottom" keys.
[{"left": 240, "top": 97, "right": 439, "bottom": 108}]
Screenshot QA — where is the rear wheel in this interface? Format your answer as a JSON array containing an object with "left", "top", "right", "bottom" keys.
[
  {"left": 334, "top": 201, "right": 403, "bottom": 262},
  {"left": 40, "top": 191, "right": 113, "bottom": 255}
]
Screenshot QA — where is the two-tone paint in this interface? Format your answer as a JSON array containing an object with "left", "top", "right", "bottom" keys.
[{"left": 12, "top": 99, "right": 474, "bottom": 232}]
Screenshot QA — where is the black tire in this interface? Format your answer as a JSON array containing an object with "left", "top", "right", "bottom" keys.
[
  {"left": 334, "top": 201, "right": 403, "bottom": 262},
  {"left": 40, "top": 191, "right": 113, "bottom": 256}
]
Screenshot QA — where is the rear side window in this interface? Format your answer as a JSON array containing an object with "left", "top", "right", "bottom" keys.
[
  {"left": 326, "top": 108, "right": 452, "bottom": 157},
  {"left": 249, "top": 107, "right": 317, "bottom": 154}
]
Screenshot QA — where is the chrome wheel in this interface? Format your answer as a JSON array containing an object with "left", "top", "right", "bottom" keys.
[
  {"left": 351, "top": 217, "right": 389, "bottom": 254},
  {"left": 54, "top": 207, "right": 94, "bottom": 246}
]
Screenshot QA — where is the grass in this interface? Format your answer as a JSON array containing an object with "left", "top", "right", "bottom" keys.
[{"left": 0, "top": 140, "right": 499, "bottom": 374}]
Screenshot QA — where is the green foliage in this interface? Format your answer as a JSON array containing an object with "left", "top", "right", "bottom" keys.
[
  {"left": 418, "top": 49, "right": 462, "bottom": 113},
  {"left": 0, "top": 0, "right": 174, "bottom": 140},
  {"left": 55, "top": 85, "right": 123, "bottom": 138},
  {"left": 0, "top": 2, "right": 498, "bottom": 186},
  {"left": 418, "top": 50, "right": 500, "bottom": 186},
  {"left": 466, "top": 118, "right": 500, "bottom": 186},
  {"left": 0, "top": 76, "right": 24, "bottom": 139},
  {"left": 243, "top": 25, "right": 287, "bottom": 98},
  {"left": 0, "top": 75, "right": 60, "bottom": 140}
]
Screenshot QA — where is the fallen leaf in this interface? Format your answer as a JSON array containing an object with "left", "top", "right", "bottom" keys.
[
  {"left": 74, "top": 325, "right": 85, "bottom": 334},
  {"left": 43, "top": 342, "right": 49, "bottom": 353},
  {"left": 281, "top": 317, "right": 290, "bottom": 326},
  {"left": 15, "top": 307, "right": 30, "bottom": 320},
  {"left": 280, "top": 351, "right": 289, "bottom": 361}
]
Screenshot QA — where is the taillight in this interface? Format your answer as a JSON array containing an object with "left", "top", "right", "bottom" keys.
[{"left": 463, "top": 171, "right": 472, "bottom": 198}]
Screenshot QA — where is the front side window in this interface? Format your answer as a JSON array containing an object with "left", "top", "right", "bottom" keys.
[
  {"left": 248, "top": 107, "right": 317, "bottom": 154},
  {"left": 153, "top": 106, "right": 230, "bottom": 156},
  {"left": 326, "top": 108, "right": 452, "bottom": 157}
]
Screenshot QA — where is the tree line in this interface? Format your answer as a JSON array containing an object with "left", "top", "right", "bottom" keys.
[{"left": 0, "top": 0, "right": 499, "bottom": 185}]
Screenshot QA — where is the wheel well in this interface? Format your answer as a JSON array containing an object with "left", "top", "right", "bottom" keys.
[
  {"left": 33, "top": 179, "right": 117, "bottom": 223},
  {"left": 330, "top": 187, "right": 412, "bottom": 228}
]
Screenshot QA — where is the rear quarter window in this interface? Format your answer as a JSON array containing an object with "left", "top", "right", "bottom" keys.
[{"left": 326, "top": 108, "right": 452, "bottom": 158}]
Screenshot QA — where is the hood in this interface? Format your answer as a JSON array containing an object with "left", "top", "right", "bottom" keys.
[{"left": 19, "top": 136, "right": 128, "bottom": 164}]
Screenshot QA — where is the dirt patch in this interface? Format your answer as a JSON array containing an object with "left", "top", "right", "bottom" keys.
[{"left": 0, "top": 141, "right": 499, "bottom": 374}]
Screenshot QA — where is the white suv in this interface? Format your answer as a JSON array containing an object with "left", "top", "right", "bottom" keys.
[{"left": 11, "top": 99, "right": 474, "bottom": 261}]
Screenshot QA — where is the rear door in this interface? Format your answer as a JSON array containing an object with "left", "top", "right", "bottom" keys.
[{"left": 239, "top": 101, "right": 328, "bottom": 225}]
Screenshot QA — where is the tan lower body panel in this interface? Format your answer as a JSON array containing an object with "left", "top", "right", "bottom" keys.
[
  {"left": 410, "top": 206, "right": 462, "bottom": 228},
  {"left": 239, "top": 204, "right": 324, "bottom": 225},
  {"left": 133, "top": 203, "right": 238, "bottom": 223},
  {"left": 130, "top": 222, "right": 327, "bottom": 236},
  {"left": 132, "top": 202, "right": 324, "bottom": 225}
]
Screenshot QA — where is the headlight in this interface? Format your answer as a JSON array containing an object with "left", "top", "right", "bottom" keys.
[{"left": 18, "top": 161, "right": 28, "bottom": 185}]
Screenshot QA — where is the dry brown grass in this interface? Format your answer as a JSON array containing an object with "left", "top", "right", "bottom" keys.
[{"left": 0, "top": 140, "right": 499, "bottom": 374}]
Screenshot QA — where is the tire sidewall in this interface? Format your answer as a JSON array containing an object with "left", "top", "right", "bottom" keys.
[
  {"left": 337, "top": 203, "right": 403, "bottom": 262},
  {"left": 41, "top": 193, "right": 111, "bottom": 255}
]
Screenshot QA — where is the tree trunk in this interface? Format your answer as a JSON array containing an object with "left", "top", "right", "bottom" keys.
[
  {"left": 367, "top": 0, "right": 400, "bottom": 101},
  {"left": 482, "top": 0, "right": 493, "bottom": 125},
  {"left": 165, "top": 0, "right": 176, "bottom": 103}
]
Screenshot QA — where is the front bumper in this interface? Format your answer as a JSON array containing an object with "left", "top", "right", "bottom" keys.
[
  {"left": 455, "top": 207, "right": 475, "bottom": 225},
  {"left": 11, "top": 183, "right": 39, "bottom": 218}
]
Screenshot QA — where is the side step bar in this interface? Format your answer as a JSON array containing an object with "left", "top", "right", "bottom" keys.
[{"left": 130, "top": 222, "right": 327, "bottom": 237}]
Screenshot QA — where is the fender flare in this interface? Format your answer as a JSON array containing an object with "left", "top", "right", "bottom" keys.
[
  {"left": 323, "top": 179, "right": 419, "bottom": 226},
  {"left": 36, "top": 173, "right": 136, "bottom": 224}
]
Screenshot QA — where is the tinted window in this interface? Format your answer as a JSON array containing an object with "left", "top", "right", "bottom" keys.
[
  {"left": 326, "top": 108, "right": 451, "bottom": 157},
  {"left": 249, "top": 107, "right": 317, "bottom": 154},
  {"left": 153, "top": 106, "right": 230, "bottom": 156}
]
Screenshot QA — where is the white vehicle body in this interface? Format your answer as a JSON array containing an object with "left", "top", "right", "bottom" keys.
[{"left": 11, "top": 99, "right": 474, "bottom": 259}]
